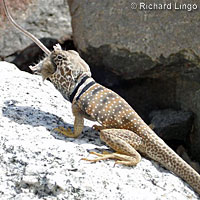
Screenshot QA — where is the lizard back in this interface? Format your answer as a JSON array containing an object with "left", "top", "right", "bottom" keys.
[{"left": 75, "top": 78, "right": 151, "bottom": 137}]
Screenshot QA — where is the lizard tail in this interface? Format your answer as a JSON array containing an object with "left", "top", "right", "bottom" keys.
[
  {"left": 146, "top": 134, "right": 200, "bottom": 195},
  {"left": 2, "top": 0, "right": 51, "bottom": 55}
]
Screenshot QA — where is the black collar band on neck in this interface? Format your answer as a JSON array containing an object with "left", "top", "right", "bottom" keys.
[{"left": 69, "top": 75, "right": 95, "bottom": 103}]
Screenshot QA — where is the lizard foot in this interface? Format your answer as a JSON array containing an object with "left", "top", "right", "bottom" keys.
[
  {"left": 82, "top": 151, "right": 116, "bottom": 162},
  {"left": 53, "top": 126, "right": 77, "bottom": 138},
  {"left": 82, "top": 151, "right": 140, "bottom": 166}
]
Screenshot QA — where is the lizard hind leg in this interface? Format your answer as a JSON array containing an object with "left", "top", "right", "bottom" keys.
[{"left": 83, "top": 128, "right": 143, "bottom": 166}]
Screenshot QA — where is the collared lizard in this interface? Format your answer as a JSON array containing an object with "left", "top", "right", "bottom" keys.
[
  {"left": 29, "top": 45, "right": 200, "bottom": 195},
  {"left": 3, "top": 0, "right": 200, "bottom": 195}
]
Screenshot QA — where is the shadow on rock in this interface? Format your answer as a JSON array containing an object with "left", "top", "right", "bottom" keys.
[
  {"left": 2, "top": 99, "right": 99, "bottom": 143},
  {"left": 2, "top": 99, "right": 71, "bottom": 130}
]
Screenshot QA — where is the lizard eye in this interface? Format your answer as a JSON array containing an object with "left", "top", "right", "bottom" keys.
[{"left": 57, "top": 55, "right": 63, "bottom": 60}]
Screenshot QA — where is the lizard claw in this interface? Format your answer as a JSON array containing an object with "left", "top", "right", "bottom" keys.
[{"left": 53, "top": 126, "right": 75, "bottom": 137}]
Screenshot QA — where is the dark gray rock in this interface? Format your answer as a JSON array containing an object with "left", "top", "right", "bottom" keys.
[
  {"left": 149, "top": 109, "right": 193, "bottom": 141},
  {"left": 68, "top": 0, "right": 200, "bottom": 80}
]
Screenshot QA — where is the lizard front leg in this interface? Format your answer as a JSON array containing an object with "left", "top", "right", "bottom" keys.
[
  {"left": 54, "top": 104, "right": 84, "bottom": 138},
  {"left": 83, "top": 128, "right": 145, "bottom": 166}
]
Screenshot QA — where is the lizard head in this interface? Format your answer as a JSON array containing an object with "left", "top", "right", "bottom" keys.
[
  {"left": 30, "top": 43, "right": 91, "bottom": 83},
  {"left": 30, "top": 44, "right": 91, "bottom": 100}
]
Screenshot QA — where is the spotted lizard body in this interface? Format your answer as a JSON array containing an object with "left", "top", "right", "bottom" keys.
[
  {"left": 3, "top": 0, "right": 200, "bottom": 195},
  {"left": 29, "top": 44, "right": 200, "bottom": 195}
]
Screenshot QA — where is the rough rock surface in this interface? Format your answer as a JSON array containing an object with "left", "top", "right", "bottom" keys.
[
  {"left": 68, "top": 0, "right": 200, "bottom": 80},
  {"left": 0, "top": 0, "right": 71, "bottom": 58},
  {"left": 0, "top": 62, "right": 199, "bottom": 199}
]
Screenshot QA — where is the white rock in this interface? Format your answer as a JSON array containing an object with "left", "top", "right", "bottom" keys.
[{"left": 0, "top": 61, "right": 199, "bottom": 200}]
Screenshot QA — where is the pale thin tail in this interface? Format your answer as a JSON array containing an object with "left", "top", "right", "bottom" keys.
[{"left": 2, "top": 0, "right": 51, "bottom": 55}]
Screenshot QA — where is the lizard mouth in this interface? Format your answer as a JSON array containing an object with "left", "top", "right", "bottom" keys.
[
  {"left": 29, "top": 64, "right": 42, "bottom": 75},
  {"left": 29, "top": 65, "right": 38, "bottom": 74}
]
